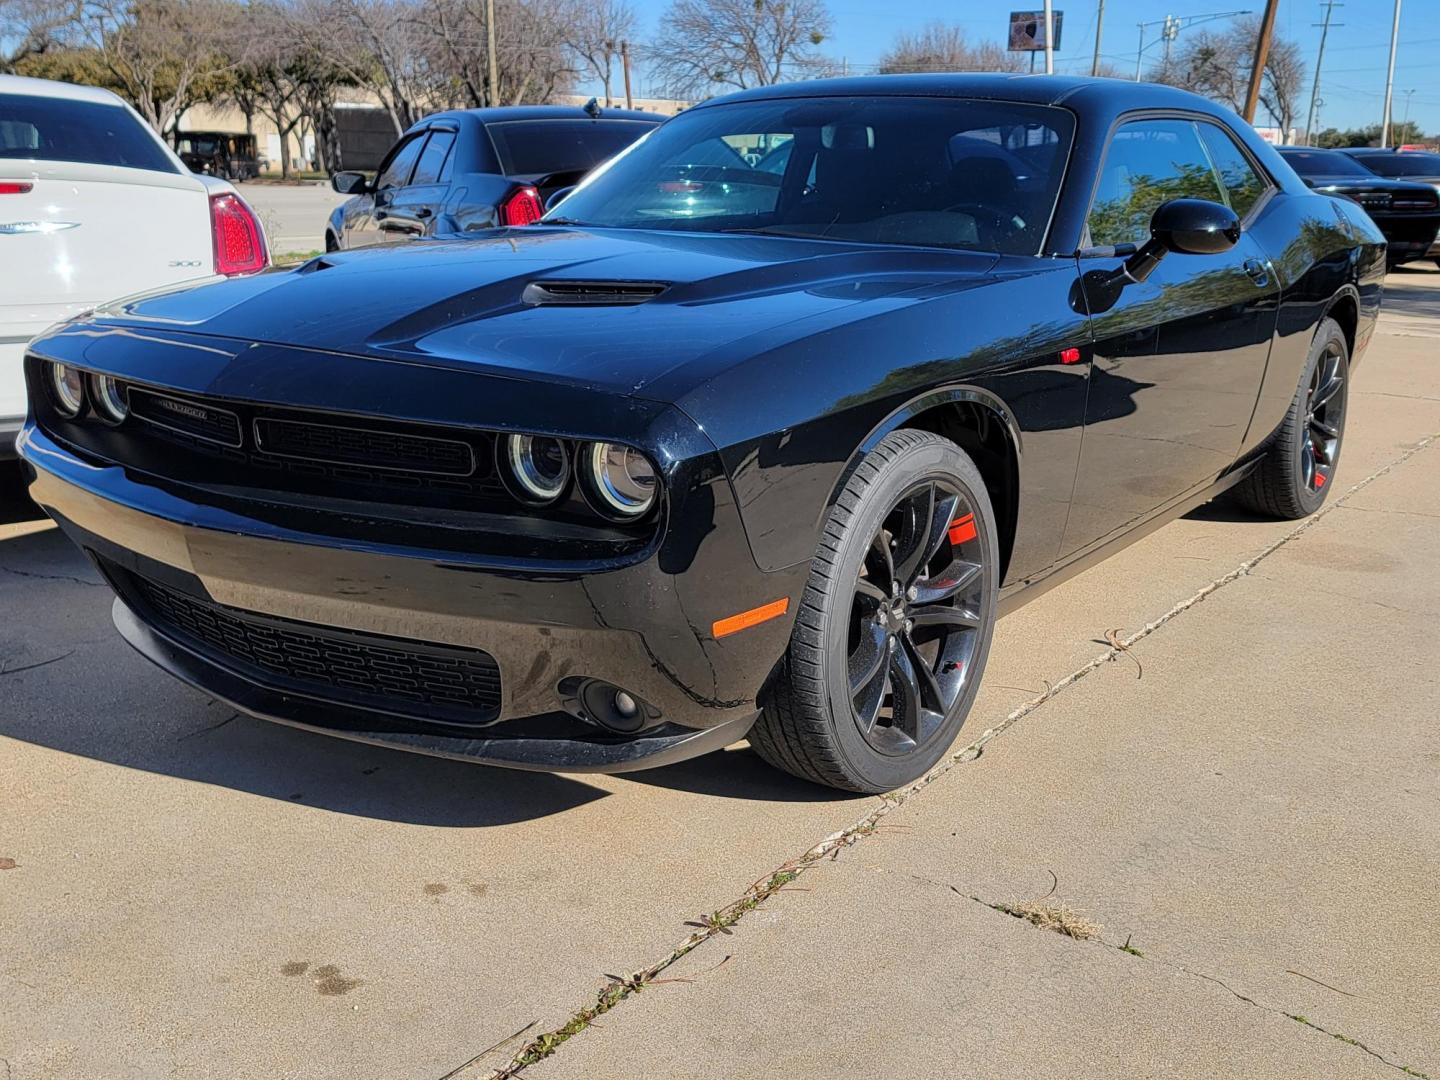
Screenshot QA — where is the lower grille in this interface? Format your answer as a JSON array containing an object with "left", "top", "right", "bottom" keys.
[{"left": 111, "top": 566, "right": 502, "bottom": 726}]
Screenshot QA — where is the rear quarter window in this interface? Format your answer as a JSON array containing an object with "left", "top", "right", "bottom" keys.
[{"left": 0, "top": 93, "right": 177, "bottom": 173}]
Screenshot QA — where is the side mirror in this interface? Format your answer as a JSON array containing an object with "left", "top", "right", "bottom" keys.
[
  {"left": 331, "top": 171, "right": 370, "bottom": 195},
  {"left": 544, "top": 186, "right": 577, "bottom": 213},
  {"left": 1150, "top": 197, "right": 1241, "bottom": 256}
]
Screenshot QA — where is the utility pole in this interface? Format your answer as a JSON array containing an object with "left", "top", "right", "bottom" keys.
[
  {"left": 1044, "top": 0, "right": 1055, "bottom": 75},
  {"left": 1092, "top": 0, "right": 1105, "bottom": 76},
  {"left": 485, "top": 0, "right": 499, "bottom": 107},
  {"left": 1242, "top": 0, "right": 1280, "bottom": 123},
  {"left": 1304, "top": 1, "right": 1342, "bottom": 146},
  {"left": 1401, "top": 88, "right": 1416, "bottom": 143},
  {"left": 621, "top": 41, "right": 633, "bottom": 110},
  {"left": 1380, "top": 0, "right": 1402, "bottom": 147}
]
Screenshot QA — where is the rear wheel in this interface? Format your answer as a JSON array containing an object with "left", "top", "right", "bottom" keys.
[
  {"left": 1232, "top": 317, "right": 1348, "bottom": 519},
  {"left": 750, "top": 430, "right": 999, "bottom": 793}
]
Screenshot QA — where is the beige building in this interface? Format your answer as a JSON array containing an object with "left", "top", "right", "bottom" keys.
[{"left": 178, "top": 90, "right": 689, "bottom": 175}]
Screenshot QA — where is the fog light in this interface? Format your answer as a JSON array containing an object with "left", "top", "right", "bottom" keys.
[
  {"left": 91, "top": 374, "right": 128, "bottom": 423},
  {"left": 585, "top": 441, "right": 657, "bottom": 518},
  {"left": 503, "top": 433, "right": 570, "bottom": 504},
  {"left": 49, "top": 362, "right": 84, "bottom": 417},
  {"left": 614, "top": 691, "right": 638, "bottom": 718}
]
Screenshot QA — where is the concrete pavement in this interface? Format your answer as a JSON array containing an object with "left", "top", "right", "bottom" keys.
[{"left": 2, "top": 272, "right": 1438, "bottom": 1080}]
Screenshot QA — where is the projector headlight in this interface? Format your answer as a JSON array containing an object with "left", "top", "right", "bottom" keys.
[
  {"left": 503, "top": 433, "right": 570, "bottom": 504},
  {"left": 90, "top": 374, "right": 129, "bottom": 423},
  {"left": 49, "top": 362, "right": 85, "bottom": 417},
  {"left": 584, "top": 441, "right": 658, "bottom": 519}
]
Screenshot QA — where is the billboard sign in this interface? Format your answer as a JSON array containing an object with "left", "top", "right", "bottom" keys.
[{"left": 1009, "top": 10, "right": 1064, "bottom": 51}]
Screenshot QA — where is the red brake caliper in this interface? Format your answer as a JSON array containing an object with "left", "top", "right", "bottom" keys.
[{"left": 947, "top": 513, "right": 977, "bottom": 546}]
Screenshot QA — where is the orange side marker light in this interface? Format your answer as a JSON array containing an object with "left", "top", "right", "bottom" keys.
[
  {"left": 713, "top": 598, "right": 790, "bottom": 639},
  {"left": 948, "top": 513, "right": 977, "bottom": 546}
]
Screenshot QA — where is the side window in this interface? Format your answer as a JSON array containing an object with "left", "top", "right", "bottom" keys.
[
  {"left": 1197, "top": 122, "right": 1268, "bottom": 219},
  {"left": 411, "top": 131, "right": 455, "bottom": 186},
  {"left": 1088, "top": 119, "right": 1227, "bottom": 247},
  {"left": 374, "top": 133, "right": 426, "bottom": 191}
]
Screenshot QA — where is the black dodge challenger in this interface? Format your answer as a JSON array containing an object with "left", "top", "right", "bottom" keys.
[{"left": 18, "top": 76, "right": 1385, "bottom": 793}]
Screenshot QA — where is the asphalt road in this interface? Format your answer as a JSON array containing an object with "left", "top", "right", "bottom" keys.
[
  {"left": 238, "top": 181, "right": 350, "bottom": 257},
  {"left": 2, "top": 270, "right": 1438, "bottom": 1080}
]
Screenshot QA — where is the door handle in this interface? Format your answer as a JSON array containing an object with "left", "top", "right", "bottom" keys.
[{"left": 1242, "top": 258, "right": 1270, "bottom": 287}]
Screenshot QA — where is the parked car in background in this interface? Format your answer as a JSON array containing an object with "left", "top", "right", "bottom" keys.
[
  {"left": 1277, "top": 147, "right": 1440, "bottom": 268},
  {"left": 20, "top": 76, "right": 1384, "bottom": 793},
  {"left": 325, "top": 104, "right": 659, "bottom": 250},
  {"left": 0, "top": 74, "right": 268, "bottom": 460},
  {"left": 176, "top": 131, "right": 260, "bottom": 181},
  {"left": 1341, "top": 147, "right": 1440, "bottom": 267}
]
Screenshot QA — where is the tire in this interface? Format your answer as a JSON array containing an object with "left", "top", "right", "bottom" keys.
[
  {"left": 1232, "top": 317, "right": 1349, "bottom": 520},
  {"left": 324, "top": 232, "right": 339, "bottom": 253},
  {"left": 750, "top": 429, "right": 1000, "bottom": 793}
]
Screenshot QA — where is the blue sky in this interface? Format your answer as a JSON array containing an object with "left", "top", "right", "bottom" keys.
[{"left": 618, "top": 0, "right": 1440, "bottom": 135}]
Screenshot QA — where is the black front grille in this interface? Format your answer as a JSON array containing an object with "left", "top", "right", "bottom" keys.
[
  {"left": 112, "top": 566, "right": 503, "bottom": 726},
  {"left": 129, "top": 387, "right": 243, "bottom": 447},
  {"left": 254, "top": 417, "right": 475, "bottom": 476}
]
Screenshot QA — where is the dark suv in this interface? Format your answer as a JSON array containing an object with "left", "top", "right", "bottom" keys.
[{"left": 325, "top": 105, "right": 660, "bottom": 250}]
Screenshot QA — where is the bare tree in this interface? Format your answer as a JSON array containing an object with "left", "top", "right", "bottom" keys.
[
  {"left": 566, "top": 0, "right": 634, "bottom": 106},
  {"left": 877, "top": 21, "right": 1024, "bottom": 75},
  {"left": 1150, "top": 15, "right": 1305, "bottom": 136},
  {"left": 0, "top": 0, "right": 83, "bottom": 71},
  {"left": 76, "top": 0, "right": 252, "bottom": 136},
  {"left": 649, "top": 0, "right": 833, "bottom": 99}
]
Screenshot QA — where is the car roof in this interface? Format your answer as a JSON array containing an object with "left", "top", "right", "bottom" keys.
[
  {"left": 0, "top": 73, "right": 128, "bottom": 106},
  {"left": 695, "top": 73, "right": 1233, "bottom": 117},
  {"left": 415, "top": 105, "right": 663, "bottom": 130}
]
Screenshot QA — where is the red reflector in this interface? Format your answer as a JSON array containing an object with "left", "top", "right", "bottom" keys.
[
  {"left": 209, "top": 192, "right": 268, "bottom": 276},
  {"left": 500, "top": 185, "right": 543, "bottom": 226},
  {"left": 712, "top": 598, "right": 790, "bottom": 639},
  {"left": 1059, "top": 347, "right": 1082, "bottom": 365},
  {"left": 0, "top": 182, "right": 32, "bottom": 195},
  {"left": 947, "top": 514, "right": 977, "bottom": 546}
]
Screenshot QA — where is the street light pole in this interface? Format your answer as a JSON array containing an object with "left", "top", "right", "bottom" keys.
[
  {"left": 1044, "top": 0, "right": 1055, "bottom": 75},
  {"left": 1380, "top": 0, "right": 1402, "bottom": 147},
  {"left": 1401, "top": 88, "right": 1416, "bottom": 144}
]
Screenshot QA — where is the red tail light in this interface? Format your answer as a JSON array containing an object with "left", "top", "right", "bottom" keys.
[
  {"left": 209, "top": 192, "right": 269, "bottom": 276},
  {"left": 0, "top": 181, "right": 33, "bottom": 195},
  {"left": 500, "top": 185, "right": 543, "bottom": 226}
]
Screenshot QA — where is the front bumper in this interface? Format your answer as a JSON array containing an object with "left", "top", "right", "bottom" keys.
[{"left": 20, "top": 423, "right": 808, "bottom": 771}]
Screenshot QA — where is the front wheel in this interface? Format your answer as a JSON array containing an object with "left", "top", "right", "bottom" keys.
[{"left": 750, "top": 430, "right": 999, "bottom": 793}]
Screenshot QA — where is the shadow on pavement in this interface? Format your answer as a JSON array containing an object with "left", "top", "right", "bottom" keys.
[
  {"left": 0, "top": 463, "right": 45, "bottom": 525},
  {"left": 1, "top": 526, "right": 836, "bottom": 828}
]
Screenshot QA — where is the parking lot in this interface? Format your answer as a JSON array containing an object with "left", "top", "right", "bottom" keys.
[
  {"left": 3, "top": 270, "right": 1438, "bottom": 1079},
  {"left": 239, "top": 181, "right": 350, "bottom": 258}
]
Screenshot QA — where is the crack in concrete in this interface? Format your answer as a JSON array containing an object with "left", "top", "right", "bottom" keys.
[
  {"left": 0, "top": 564, "right": 105, "bottom": 588},
  {"left": 470, "top": 429, "right": 1439, "bottom": 1079}
]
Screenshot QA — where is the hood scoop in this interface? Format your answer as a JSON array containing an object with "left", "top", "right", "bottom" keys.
[{"left": 522, "top": 280, "right": 668, "bottom": 306}]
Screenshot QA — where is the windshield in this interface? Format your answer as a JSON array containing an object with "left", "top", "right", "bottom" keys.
[
  {"left": 487, "top": 119, "right": 657, "bottom": 178},
  {"left": 1280, "top": 149, "right": 1372, "bottom": 177},
  {"left": 547, "top": 97, "right": 1075, "bottom": 255},
  {"left": 1352, "top": 152, "right": 1440, "bottom": 178},
  {"left": 0, "top": 93, "right": 177, "bottom": 172}
]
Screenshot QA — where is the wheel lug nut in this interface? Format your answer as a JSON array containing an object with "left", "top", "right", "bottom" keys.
[
  {"left": 888, "top": 637, "right": 898, "bottom": 651},
  {"left": 906, "top": 586, "right": 917, "bottom": 601},
  {"left": 904, "top": 619, "right": 913, "bottom": 632}
]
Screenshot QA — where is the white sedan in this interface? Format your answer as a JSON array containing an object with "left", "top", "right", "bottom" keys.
[{"left": 1, "top": 74, "right": 270, "bottom": 457}]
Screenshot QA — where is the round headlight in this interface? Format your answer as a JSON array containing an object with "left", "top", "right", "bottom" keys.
[
  {"left": 586, "top": 441, "right": 658, "bottom": 518},
  {"left": 504, "top": 433, "right": 571, "bottom": 504},
  {"left": 49, "top": 362, "right": 85, "bottom": 417},
  {"left": 90, "top": 374, "right": 128, "bottom": 423}
]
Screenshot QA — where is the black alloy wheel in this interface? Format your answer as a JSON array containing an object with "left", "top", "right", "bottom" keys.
[
  {"left": 1300, "top": 338, "right": 1345, "bottom": 495},
  {"left": 751, "top": 429, "right": 999, "bottom": 793},
  {"left": 848, "top": 479, "right": 985, "bottom": 757},
  {"left": 1233, "top": 317, "right": 1349, "bottom": 520}
]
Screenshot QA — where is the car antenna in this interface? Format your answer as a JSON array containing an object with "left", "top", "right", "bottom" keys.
[{"left": 583, "top": 97, "right": 602, "bottom": 119}]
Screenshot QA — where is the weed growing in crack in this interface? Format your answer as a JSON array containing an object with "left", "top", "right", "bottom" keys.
[{"left": 986, "top": 899, "right": 1101, "bottom": 940}]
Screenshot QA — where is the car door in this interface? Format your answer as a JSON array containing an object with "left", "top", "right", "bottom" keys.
[
  {"left": 378, "top": 127, "right": 457, "bottom": 241},
  {"left": 1060, "top": 116, "right": 1279, "bottom": 557},
  {"left": 347, "top": 130, "right": 427, "bottom": 247}
]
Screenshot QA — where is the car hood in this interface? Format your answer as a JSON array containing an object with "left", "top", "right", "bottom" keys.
[
  {"left": 92, "top": 226, "right": 998, "bottom": 398},
  {"left": 1302, "top": 174, "right": 1437, "bottom": 193}
]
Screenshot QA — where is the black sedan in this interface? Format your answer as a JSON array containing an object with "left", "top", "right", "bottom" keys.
[
  {"left": 19, "top": 76, "right": 1385, "bottom": 793},
  {"left": 1278, "top": 147, "right": 1440, "bottom": 267},
  {"left": 324, "top": 104, "right": 659, "bottom": 249}
]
